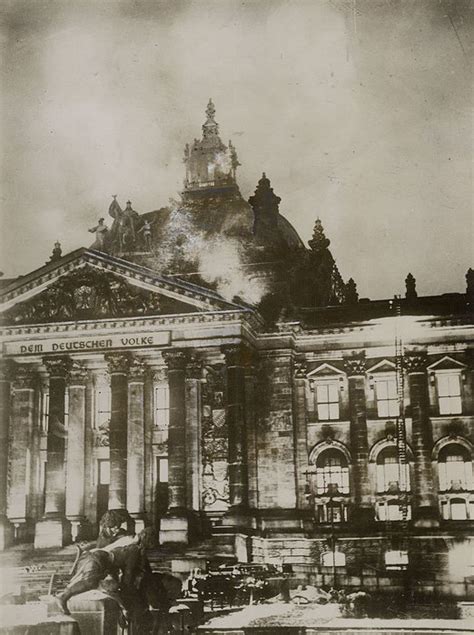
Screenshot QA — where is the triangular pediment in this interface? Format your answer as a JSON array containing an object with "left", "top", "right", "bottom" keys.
[
  {"left": 367, "top": 359, "right": 397, "bottom": 373},
  {"left": 307, "top": 362, "right": 345, "bottom": 378},
  {"left": 0, "top": 248, "right": 246, "bottom": 325},
  {"left": 427, "top": 355, "right": 466, "bottom": 371}
]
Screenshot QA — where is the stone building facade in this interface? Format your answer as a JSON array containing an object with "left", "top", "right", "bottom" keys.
[{"left": 0, "top": 102, "right": 473, "bottom": 598}]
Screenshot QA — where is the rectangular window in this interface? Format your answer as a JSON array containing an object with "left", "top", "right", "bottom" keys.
[
  {"left": 157, "top": 457, "right": 169, "bottom": 483},
  {"left": 96, "top": 381, "right": 111, "bottom": 429},
  {"left": 316, "top": 383, "right": 339, "bottom": 421},
  {"left": 375, "top": 377, "right": 399, "bottom": 417},
  {"left": 41, "top": 390, "right": 49, "bottom": 433},
  {"left": 98, "top": 459, "right": 110, "bottom": 485},
  {"left": 154, "top": 385, "right": 170, "bottom": 429},
  {"left": 385, "top": 550, "right": 408, "bottom": 570},
  {"left": 437, "top": 374, "right": 462, "bottom": 415}
]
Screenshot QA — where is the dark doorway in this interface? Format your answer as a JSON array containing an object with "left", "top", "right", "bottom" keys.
[
  {"left": 154, "top": 457, "right": 169, "bottom": 529},
  {"left": 97, "top": 459, "right": 110, "bottom": 524}
]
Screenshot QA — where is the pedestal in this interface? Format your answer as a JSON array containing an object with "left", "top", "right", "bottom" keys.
[
  {"left": 159, "top": 514, "right": 188, "bottom": 544},
  {"left": 34, "top": 517, "right": 71, "bottom": 549},
  {"left": 68, "top": 591, "right": 122, "bottom": 635}
]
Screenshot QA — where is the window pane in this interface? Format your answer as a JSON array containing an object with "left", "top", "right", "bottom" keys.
[
  {"left": 387, "top": 380, "right": 398, "bottom": 398},
  {"left": 451, "top": 500, "right": 467, "bottom": 520},
  {"left": 388, "top": 400, "right": 399, "bottom": 417},
  {"left": 449, "top": 396, "right": 462, "bottom": 414},
  {"left": 158, "top": 458, "right": 169, "bottom": 483},
  {"left": 329, "top": 403, "right": 339, "bottom": 420},
  {"left": 328, "top": 384, "right": 339, "bottom": 402},
  {"left": 448, "top": 374, "right": 461, "bottom": 396},
  {"left": 316, "top": 385, "right": 329, "bottom": 402},
  {"left": 377, "top": 381, "right": 388, "bottom": 399},
  {"left": 317, "top": 404, "right": 329, "bottom": 420},
  {"left": 377, "top": 401, "right": 389, "bottom": 417},
  {"left": 99, "top": 460, "right": 110, "bottom": 485},
  {"left": 439, "top": 397, "right": 452, "bottom": 415},
  {"left": 437, "top": 375, "right": 451, "bottom": 396}
]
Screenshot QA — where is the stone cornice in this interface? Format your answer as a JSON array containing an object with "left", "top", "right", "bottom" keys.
[{"left": 0, "top": 309, "right": 255, "bottom": 339}]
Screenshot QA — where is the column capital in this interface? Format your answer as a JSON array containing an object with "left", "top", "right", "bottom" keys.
[
  {"left": 185, "top": 356, "right": 203, "bottom": 380},
  {"left": 128, "top": 358, "right": 147, "bottom": 382},
  {"left": 294, "top": 359, "right": 308, "bottom": 379},
  {"left": 404, "top": 352, "right": 427, "bottom": 374},
  {"left": 343, "top": 352, "right": 366, "bottom": 376},
  {"left": 105, "top": 352, "right": 132, "bottom": 375},
  {"left": 162, "top": 349, "right": 188, "bottom": 371},
  {"left": 68, "top": 361, "right": 88, "bottom": 386},
  {"left": 43, "top": 356, "right": 72, "bottom": 379},
  {"left": 11, "top": 363, "right": 38, "bottom": 390},
  {"left": 221, "top": 343, "right": 254, "bottom": 367},
  {"left": 0, "top": 360, "right": 15, "bottom": 382},
  {"left": 151, "top": 366, "right": 168, "bottom": 383}
]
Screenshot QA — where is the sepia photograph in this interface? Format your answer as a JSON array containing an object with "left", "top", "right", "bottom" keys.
[{"left": 0, "top": 0, "right": 472, "bottom": 633}]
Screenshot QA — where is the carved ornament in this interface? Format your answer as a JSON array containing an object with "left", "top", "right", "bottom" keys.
[
  {"left": 105, "top": 352, "right": 132, "bottom": 375},
  {"left": 128, "top": 358, "right": 147, "bottom": 381},
  {"left": 44, "top": 356, "right": 72, "bottom": 379},
  {"left": 162, "top": 350, "right": 188, "bottom": 371},
  {"left": 294, "top": 359, "right": 307, "bottom": 379},
  {"left": 68, "top": 361, "right": 88, "bottom": 385},
  {"left": 403, "top": 352, "right": 427, "bottom": 374},
  {"left": 343, "top": 353, "right": 366, "bottom": 376},
  {"left": 4, "top": 265, "right": 162, "bottom": 325},
  {"left": 11, "top": 364, "right": 38, "bottom": 390}
]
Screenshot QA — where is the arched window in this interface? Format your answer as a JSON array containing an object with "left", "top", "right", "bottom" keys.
[
  {"left": 438, "top": 444, "right": 473, "bottom": 492},
  {"left": 315, "top": 449, "right": 349, "bottom": 496},
  {"left": 376, "top": 447, "right": 410, "bottom": 493},
  {"left": 321, "top": 550, "right": 346, "bottom": 567}
]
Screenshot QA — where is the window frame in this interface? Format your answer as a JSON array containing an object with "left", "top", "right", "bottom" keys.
[
  {"left": 314, "top": 379, "right": 341, "bottom": 421},
  {"left": 373, "top": 373, "right": 399, "bottom": 419},
  {"left": 153, "top": 383, "right": 170, "bottom": 429},
  {"left": 435, "top": 370, "right": 462, "bottom": 416}
]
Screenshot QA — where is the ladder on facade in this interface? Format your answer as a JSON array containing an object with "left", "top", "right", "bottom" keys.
[{"left": 394, "top": 297, "right": 409, "bottom": 525}]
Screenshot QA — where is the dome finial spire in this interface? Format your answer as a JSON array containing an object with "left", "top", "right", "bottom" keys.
[{"left": 206, "top": 98, "right": 216, "bottom": 121}]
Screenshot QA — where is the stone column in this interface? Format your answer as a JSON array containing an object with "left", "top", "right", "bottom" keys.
[
  {"left": 8, "top": 364, "right": 37, "bottom": 542},
  {"left": 244, "top": 358, "right": 258, "bottom": 510},
  {"left": 185, "top": 358, "right": 202, "bottom": 513},
  {"left": 293, "top": 361, "right": 309, "bottom": 510},
  {"left": 127, "top": 358, "right": 146, "bottom": 532},
  {"left": 160, "top": 350, "right": 188, "bottom": 543},
  {"left": 344, "top": 353, "right": 373, "bottom": 526},
  {"left": 0, "top": 363, "right": 13, "bottom": 549},
  {"left": 35, "top": 356, "right": 72, "bottom": 548},
  {"left": 106, "top": 353, "right": 131, "bottom": 511},
  {"left": 405, "top": 352, "right": 438, "bottom": 527},
  {"left": 65, "top": 361, "right": 88, "bottom": 541},
  {"left": 222, "top": 345, "right": 249, "bottom": 521}
]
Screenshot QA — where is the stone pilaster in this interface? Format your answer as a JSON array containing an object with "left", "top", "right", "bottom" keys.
[
  {"left": 0, "top": 363, "right": 13, "bottom": 549},
  {"left": 65, "top": 361, "right": 88, "bottom": 541},
  {"left": 222, "top": 345, "right": 249, "bottom": 519},
  {"left": 127, "top": 358, "right": 146, "bottom": 532},
  {"left": 185, "top": 358, "right": 202, "bottom": 513},
  {"left": 344, "top": 353, "right": 373, "bottom": 526},
  {"left": 293, "top": 360, "right": 309, "bottom": 510},
  {"left": 106, "top": 353, "right": 131, "bottom": 511},
  {"left": 404, "top": 352, "right": 438, "bottom": 527},
  {"left": 35, "top": 356, "right": 72, "bottom": 548},
  {"left": 160, "top": 350, "right": 188, "bottom": 543},
  {"left": 8, "top": 364, "right": 37, "bottom": 542}
]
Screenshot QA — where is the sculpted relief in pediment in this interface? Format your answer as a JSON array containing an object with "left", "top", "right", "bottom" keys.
[{"left": 2, "top": 266, "right": 172, "bottom": 324}]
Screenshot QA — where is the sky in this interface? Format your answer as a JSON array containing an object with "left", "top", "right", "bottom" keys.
[{"left": 0, "top": 0, "right": 472, "bottom": 299}]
